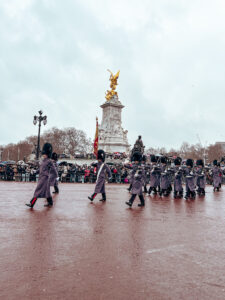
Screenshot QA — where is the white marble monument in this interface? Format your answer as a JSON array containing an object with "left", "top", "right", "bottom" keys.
[{"left": 98, "top": 94, "right": 130, "bottom": 153}]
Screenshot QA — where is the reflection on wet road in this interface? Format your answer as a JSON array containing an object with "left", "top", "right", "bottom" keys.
[{"left": 0, "top": 182, "right": 225, "bottom": 299}]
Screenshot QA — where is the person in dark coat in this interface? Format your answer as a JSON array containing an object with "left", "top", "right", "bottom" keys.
[
  {"left": 159, "top": 156, "right": 172, "bottom": 197},
  {"left": 173, "top": 157, "right": 183, "bottom": 198},
  {"left": 88, "top": 150, "right": 111, "bottom": 202},
  {"left": 196, "top": 159, "right": 205, "bottom": 196},
  {"left": 212, "top": 160, "right": 221, "bottom": 191},
  {"left": 125, "top": 152, "right": 145, "bottom": 207},
  {"left": 148, "top": 155, "right": 161, "bottom": 195},
  {"left": 26, "top": 143, "right": 57, "bottom": 208},
  {"left": 141, "top": 155, "right": 148, "bottom": 193},
  {"left": 50, "top": 152, "right": 59, "bottom": 194},
  {"left": 184, "top": 159, "right": 196, "bottom": 200}
]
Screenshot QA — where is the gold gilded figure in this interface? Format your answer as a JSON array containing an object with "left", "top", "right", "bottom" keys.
[{"left": 105, "top": 69, "right": 120, "bottom": 101}]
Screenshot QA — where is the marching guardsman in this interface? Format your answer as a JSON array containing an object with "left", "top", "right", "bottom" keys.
[
  {"left": 88, "top": 150, "right": 111, "bottom": 202},
  {"left": 125, "top": 152, "right": 145, "bottom": 207},
  {"left": 159, "top": 156, "right": 172, "bottom": 197},
  {"left": 26, "top": 143, "right": 57, "bottom": 208},
  {"left": 173, "top": 157, "right": 183, "bottom": 198},
  {"left": 148, "top": 155, "right": 161, "bottom": 195},
  {"left": 141, "top": 155, "right": 148, "bottom": 193},
  {"left": 50, "top": 152, "right": 59, "bottom": 194},
  {"left": 196, "top": 159, "right": 205, "bottom": 196},
  {"left": 212, "top": 160, "right": 222, "bottom": 192},
  {"left": 184, "top": 158, "right": 196, "bottom": 200}
]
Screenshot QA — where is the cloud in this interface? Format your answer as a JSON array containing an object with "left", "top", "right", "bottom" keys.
[{"left": 0, "top": 0, "right": 225, "bottom": 151}]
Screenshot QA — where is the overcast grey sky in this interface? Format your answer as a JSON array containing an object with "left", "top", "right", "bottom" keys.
[{"left": 1, "top": 0, "right": 225, "bottom": 149}]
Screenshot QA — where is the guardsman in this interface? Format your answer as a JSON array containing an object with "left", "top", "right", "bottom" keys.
[
  {"left": 184, "top": 159, "right": 196, "bottom": 200},
  {"left": 26, "top": 143, "right": 57, "bottom": 208},
  {"left": 196, "top": 159, "right": 205, "bottom": 196},
  {"left": 148, "top": 155, "right": 160, "bottom": 195},
  {"left": 50, "top": 152, "right": 59, "bottom": 194},
  {"left": 125, "top": 152, "right": 145, "bottom": 207},
  {"left": 212, "top": 160, "right": 221, "bottom": 192},
  {"left": 173, "top": 157, "right": 183, "bottom": 198},
  {"left": 88, "top": 150, "right": 111, "bottom": 202},
  {"left": 159, "top": 156, "right": 172, "bottom": 197}
]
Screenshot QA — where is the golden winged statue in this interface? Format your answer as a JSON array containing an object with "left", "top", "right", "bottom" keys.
[{"left": 105, "top": 69, "right": 120, "bottom": 101}]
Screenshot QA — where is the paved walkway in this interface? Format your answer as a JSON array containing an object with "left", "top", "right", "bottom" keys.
[{"left": 0, "top": 182, "right": 225, "bottom": 299}]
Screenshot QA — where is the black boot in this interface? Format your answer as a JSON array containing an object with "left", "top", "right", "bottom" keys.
[
  {"left": 138, "top": 195, "right": 145, "bottom": 207},
  {"left": 179, "top": 191, "right": 183, "bottom": 198},
  {"left": 185, "top": 191, "right": 190, "bottom": 199},
  {"left": 148, "top": 187, "right": 153, "bottom": 195},
  {"left": 153, "top": 187, "right": 157, "bottom": 195},
  {"left": 191, "top": 191, "right": 196, "bottom": 199},
  {"left": 99, "top": 193, "right": 106, "bottom": 202},
  {"left": 25, "top": 197, "right": 37, "bottom": 208},
  {"left": 144, "top": 185, "right": 148, "bottom": 193},
  {"left": 53, "top": 185, "right": 59, "bottom": 194},
  {"left": 127, "top": 184, "right": 132, "bottom": 192},
  {"left": 44, "top": 197, "right": 53, "bottom": 207},
  {"left": 126, "top": 194, "right": 136, "bottom": 207},
  {"left": 174, "top": 191, "right": 177, "bottom": 199},
  {"left": 88, "top": 193, "right": 97, "bottom": 202}
]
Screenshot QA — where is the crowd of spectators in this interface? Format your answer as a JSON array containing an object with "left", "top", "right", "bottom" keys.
[
  {"left": 1, "top": 160, "right": 224, "bottom": 185},
  {"left": 0, "top": 162, "right": 130, "bottom": 184}
]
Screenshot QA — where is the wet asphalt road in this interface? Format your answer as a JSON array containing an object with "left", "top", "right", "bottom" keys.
[{"left": 0, "top": 182, "right": 225, "bottom": 300}]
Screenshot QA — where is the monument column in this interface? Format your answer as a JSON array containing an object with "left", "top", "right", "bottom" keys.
[{"left": 98, "top": 70, "right": 130, "bottom": 153}]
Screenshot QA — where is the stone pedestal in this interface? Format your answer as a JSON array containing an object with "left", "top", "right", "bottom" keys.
[{"left": 98, "top": 95, "right": 130, "bottom": 153}]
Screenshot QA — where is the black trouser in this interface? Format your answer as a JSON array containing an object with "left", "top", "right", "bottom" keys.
[
  {"left": 54, "top": 185, "right": 59, "bottom": 193},
  {"left": 148, "top": 186, "right": 158, "bottom": 194},
  {"left": 128, "top": 184, "right": 132, "bottom": 191},
  {"left": 129, "top": 194, "right": 145, "bottom": 205},
  {"left": 185, "top": 188, "right": 195, "bottom": 199},
  {"left": 197, "top": 187, "right": 205, "bottom": 195},
  {"left": 143, "top": 184, "right": 148, "bottom": 193}
]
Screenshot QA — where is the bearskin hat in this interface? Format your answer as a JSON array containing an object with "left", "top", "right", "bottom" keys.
[
  {"left": 132, "top": 151, "right": 142, "bottom": 162},
  {"left": 41, "top": 143, "right": 53, "bottom": 158},
  {"left": 213, "top": 159, "right": 218, "bottom": 166},
  {"left": 186, "top": 158, "right": 193, "bottom": 168},
  {"left": 97, "top": 149, "right": 105, "bottom": 162},
  {"left": 52, "top": 152, "right": 58, "bottom": 161},
  {"left": 160, "top": 156, "right": 167, "bottom": 164},
  {"left": 174, "top": 157, "right": 182, "bottom": 166},
  {"left": 196, "top": 159, "right": 204, "bottom": 167},
  {"left": 150, "top": 155, "right": 157, "bottom": 163}
]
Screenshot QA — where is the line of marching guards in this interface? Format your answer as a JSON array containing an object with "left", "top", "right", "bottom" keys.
[{"left": 124, "top": 152, "right": 222, "bottom": 207}]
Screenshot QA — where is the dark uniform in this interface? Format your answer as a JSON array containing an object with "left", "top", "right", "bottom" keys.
[
  {"left": 148, "top": 155, "right": 161, "bottom": 195},
  {"left": 159, "top": 157, "right": 172, "bottom": 197},
  {"left": 88, "top": 150, "right": 111, "bottom": 202},
  {"left": 212, "top": 160, "right": 222, "bottom": 191},
  {"left": 50, "top": 152, "right": 59, "bottom": 194},
  {"left": 26, "top": 143, "right": 57, "bottom": 208},
  {"left": 196, "top": 159, "right": 205, "bottom": 196},
  {"left": 172, "top": 157, "right": 183, "bottom": 198},
  {"left": 125, "top": 152, "right": 145, "bottom": 207},
  {"left": 141, "top": 155, "right": 148, "bottom": 193},
  {"left": 184, "top": 159, "right": 196, "bottom": 200}
]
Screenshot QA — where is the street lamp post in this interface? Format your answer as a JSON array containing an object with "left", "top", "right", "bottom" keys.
[{"left": 33, "top": 110, "right": 47, "bottom": 160}]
